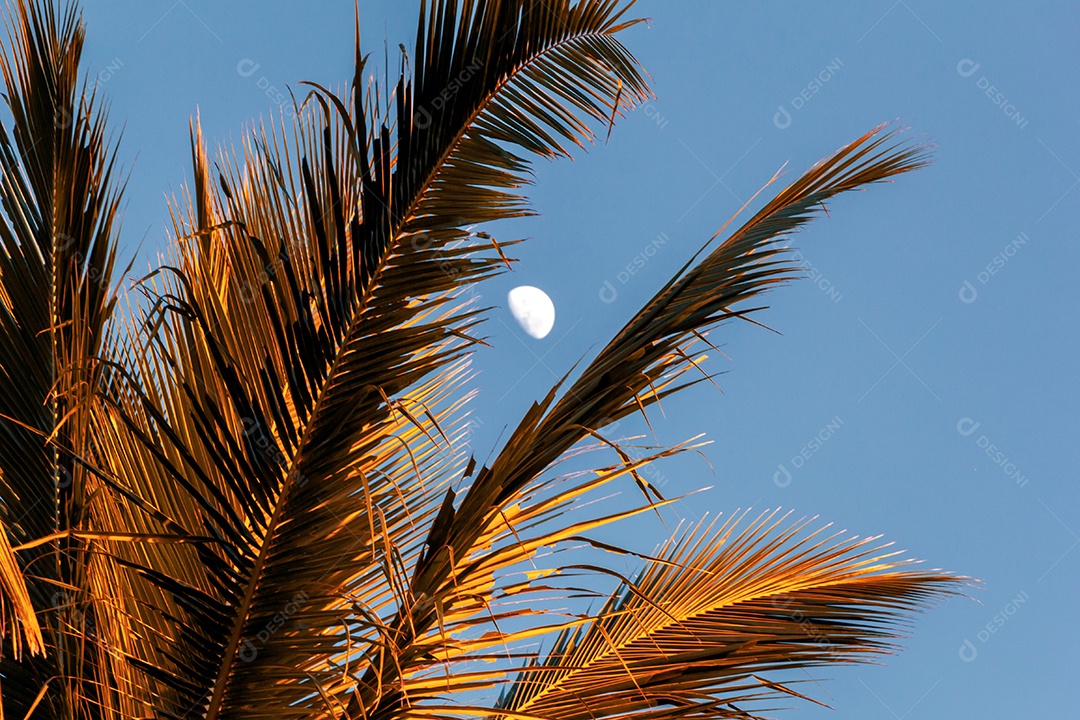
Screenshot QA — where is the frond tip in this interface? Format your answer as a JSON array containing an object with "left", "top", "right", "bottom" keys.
[
  {"left": 499, "top": 510, "right": 966, "bottom": 720},
  {"left": 0, "top": 518, "right": 42, "bottom": 657}
]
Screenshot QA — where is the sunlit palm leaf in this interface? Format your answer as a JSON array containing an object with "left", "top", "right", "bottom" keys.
[
  {"left": 0, "top": 516, "right": 41, "bottom": 656},
  {"left": 0, "top": 0, "right": 126, "bottom": 715},
  {"left": 89, "top": 1, "right": 650, "bottom": 717},
  {"left": 496, "top": 510, "right": 962, "bottom": 720},
  {"left": 0, "top": 2, "right": 964, "bottom": 719},
  {"left": 362, "top": 124, "right": 935, "bottom": 720}
]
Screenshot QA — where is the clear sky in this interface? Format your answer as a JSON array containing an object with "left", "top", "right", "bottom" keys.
[{"left": 73, "top": 1, "right": 1078, "bottom": 717}]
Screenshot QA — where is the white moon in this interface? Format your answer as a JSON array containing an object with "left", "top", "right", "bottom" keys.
[{"left": 507, "top": 286, "right": 555, "bottom": 339}]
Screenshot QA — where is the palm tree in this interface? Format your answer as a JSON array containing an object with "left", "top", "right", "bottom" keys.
[{"left": 0, "top": 0, "right": 963, "bottom": 717}]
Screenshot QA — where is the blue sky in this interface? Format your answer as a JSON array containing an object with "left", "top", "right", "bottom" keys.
[{"left": 75, "top": 1, "right": 1078, "bottom": 717}]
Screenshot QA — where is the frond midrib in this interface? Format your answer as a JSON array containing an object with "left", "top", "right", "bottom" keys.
[
  {"left": 507, "top": 571, "right": 927, "bottom": 716},
  {"left": 201, "top": 20, "right": 637, "bottom": 718}
]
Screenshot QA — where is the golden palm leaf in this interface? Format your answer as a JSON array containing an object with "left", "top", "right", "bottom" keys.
[
  {"left": 0, "top": 1, "right": 968, "bottom": 719},
  {"left": 497, "top": 511, "right": 960, "bottom": 720},
  {"left": 87, "top": 1, "right": 651, "bottom": 716},
  {"left": 0, "top": 0, "right": 127, "bottom": 715}
]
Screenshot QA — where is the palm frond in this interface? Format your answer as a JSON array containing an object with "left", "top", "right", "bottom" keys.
[
  {"left": 88, "top": 1, "right": 651, "bottom": 716},
  {"left": 496, "top": 124, "right": 930, "bottom": 495},
  {"left": 0, "top": 516, "right": 41, "bottom": 656},
  {"left": 0, "top": 2, "right": 962, "bottom": 718},
  {"left": 0, "top": 0, "right": 125, "bottom": 714},
  {"left": 357, "top": 124, "right": 931, "bottom": 718},
  {"left": 496, "top": 510, "right": 963, "bottom": 720}
]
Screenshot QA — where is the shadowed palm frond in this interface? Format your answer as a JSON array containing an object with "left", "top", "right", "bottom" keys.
[
  {"left": 0, "top": 0, "right": 126, "bottom": 715},
  {"left": 87, "top": 1, "right": 651, "bottom": 717}
]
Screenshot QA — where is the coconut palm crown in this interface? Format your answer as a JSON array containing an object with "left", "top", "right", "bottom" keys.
[{"left": 0, "top": 0, "right": 964, "bottom": 718}]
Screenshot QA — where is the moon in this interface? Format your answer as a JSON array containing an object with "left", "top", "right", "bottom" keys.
[{"left": 507, "top": 286, "right": 555, "bottom": 339}]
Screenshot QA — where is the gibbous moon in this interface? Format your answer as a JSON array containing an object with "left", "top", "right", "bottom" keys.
[{"left": 507, "top": 286, "right": 555, "bottom": 339}]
